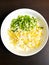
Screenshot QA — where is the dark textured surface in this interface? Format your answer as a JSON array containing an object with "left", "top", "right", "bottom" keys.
[{"left": 0, "top": 0, "right": 49, "bottom": 65}]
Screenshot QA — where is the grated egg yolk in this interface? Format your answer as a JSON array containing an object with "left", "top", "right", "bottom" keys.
[{"left": 8, "top": 26, "right": 43, "bottom": 51}]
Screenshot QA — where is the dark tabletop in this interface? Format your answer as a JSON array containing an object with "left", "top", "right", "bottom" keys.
[{"left": 0, "top": 0, "right": 49, "bottom": 65}]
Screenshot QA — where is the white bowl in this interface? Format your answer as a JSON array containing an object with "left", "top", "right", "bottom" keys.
[{"left": 1, "top": 8, "right": 48, "bottom": 56}]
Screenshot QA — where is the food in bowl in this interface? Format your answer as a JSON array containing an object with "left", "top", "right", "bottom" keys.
[
  {"left": 8, "top": 15, "right": 44, "bottom": 52},
  {"left": 1, "top": 9, "right": 48, "bottom": 56}
]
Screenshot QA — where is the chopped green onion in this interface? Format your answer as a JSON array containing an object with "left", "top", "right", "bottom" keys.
[{"left": 10, "top": 15, "right": 43, "bottom": 32}]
